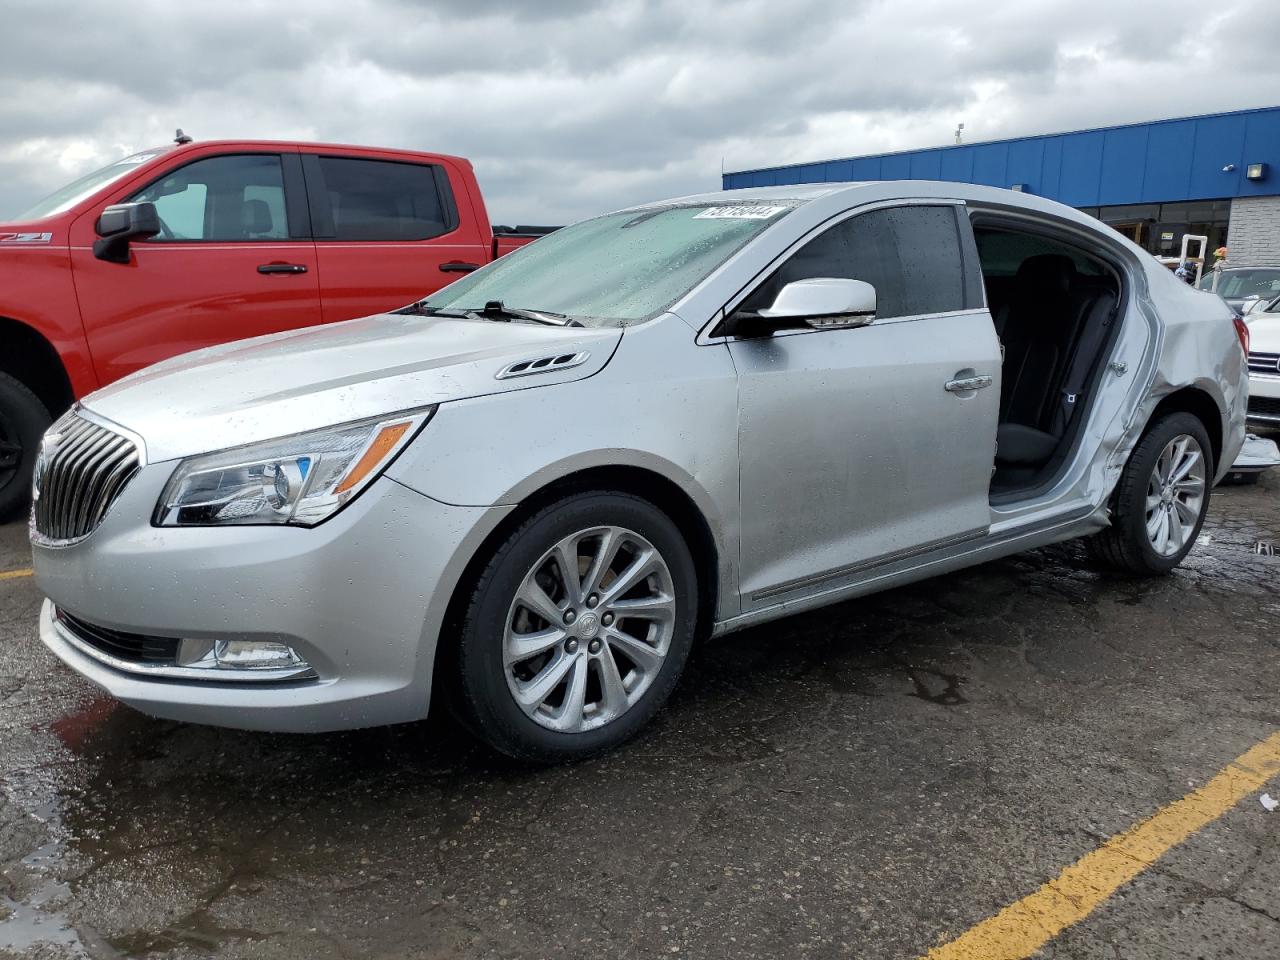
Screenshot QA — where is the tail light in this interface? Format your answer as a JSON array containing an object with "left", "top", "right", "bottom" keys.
[{"left": 1232, "top": 315, "right": 1250, "bottom": 355}]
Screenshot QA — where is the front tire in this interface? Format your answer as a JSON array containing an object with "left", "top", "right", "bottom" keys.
[
  {"left": 1087, "top": 412, "right": 1214, "bottom": 575},
  {"left": 0, "top": 373, "right": 51, "bottom": 521},
  {"left": 452, "top": 491, "right": 698, "bottom": 762}
]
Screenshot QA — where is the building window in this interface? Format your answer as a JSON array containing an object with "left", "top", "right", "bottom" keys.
[{"left": 1087, "top": 200, "right": 1230, "bottom": 260}]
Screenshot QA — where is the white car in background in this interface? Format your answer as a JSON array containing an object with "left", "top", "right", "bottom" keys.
[
  {"left": 1200, "top": 265, "right": 1280, "bottom": 316},
  {"left": 1245, "top": 296, "right": 1280, "bottom": 428}
]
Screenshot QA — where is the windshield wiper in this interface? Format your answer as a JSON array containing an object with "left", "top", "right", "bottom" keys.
[
  {"left": 402, "top": 303, "right": 471, "bottom": 317},
  {"left": 406, "top": 300, "right": 583, "bottom": 326},
  {"left": 475, "top": 301, "right": 583, "bottom": 327}
]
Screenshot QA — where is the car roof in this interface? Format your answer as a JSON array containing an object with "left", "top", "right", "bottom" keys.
[{"left": 614, "top": 179, "right": 1112, "bottom": 231}]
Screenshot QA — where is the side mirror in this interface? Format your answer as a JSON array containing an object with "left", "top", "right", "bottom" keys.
[
  {"left": 1235, "top": 296, "right": 1266, "bottom": 318},
  {"left": 93, "top": 202, "right": 161, "bottom": 264},
  {"left": 758, "top": 278, "right": 876, "bottom": 330}
]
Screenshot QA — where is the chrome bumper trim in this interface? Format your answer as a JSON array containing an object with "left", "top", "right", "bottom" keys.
[{"left": 50, "top": 611, "right": 318, "bottom": 684}]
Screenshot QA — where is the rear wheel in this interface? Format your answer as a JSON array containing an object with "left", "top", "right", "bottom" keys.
[
  {"left": 0, "top": 373, "right": 51, "bottom": 521},
  {"left": 1087, "top": 412, "right": 1213, "bottom": 575},
  {"left": 452, "top": 492, "right": 698, "bottom": 762}
]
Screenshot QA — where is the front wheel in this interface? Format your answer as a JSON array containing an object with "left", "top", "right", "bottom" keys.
[
  {"left": 452, "top": 492, "right": 698, "bottom": 762},
  {"left": 1087, "top": 412, "right": 1214, "bottom": 575},
  {"left": 0, "top": 373, "right": 52, "bottom": 521}
]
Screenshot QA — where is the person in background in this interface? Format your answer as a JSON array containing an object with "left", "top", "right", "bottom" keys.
[{"left": 1175, "top": 260, "right": 1198, "bottom": 285}]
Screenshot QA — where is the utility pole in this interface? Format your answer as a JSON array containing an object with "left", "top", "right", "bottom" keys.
[{"left": 954, "top": 122, "right": 964, "bottom": 145}]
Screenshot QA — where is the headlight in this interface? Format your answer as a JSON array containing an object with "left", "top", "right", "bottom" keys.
[{"left": 155, "top": 409, "right": 433, "bottom": 527}]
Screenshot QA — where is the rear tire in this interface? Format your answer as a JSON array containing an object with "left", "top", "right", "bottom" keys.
[
  {"left": 451, "top": 491, "right": 698, "bottom": 763},
  {"left": 0, "top": 373, "right": 51, "bottom": 521},
  {"left": 1086, "top": 412, "right": 1214, "bottom": 575}
]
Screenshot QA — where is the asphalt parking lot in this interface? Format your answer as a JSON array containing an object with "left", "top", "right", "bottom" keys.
[{"left": 2, "top": 454, "right": 1279, "bottom": 960}]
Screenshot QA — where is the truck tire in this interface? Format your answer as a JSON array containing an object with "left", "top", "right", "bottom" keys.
[
  {"left": 451, "top": 491, "right": 698, "bottom": 762},
  {"left": 0, "top": 373, "right": 52, "bottom": 521},
  {"left": 1086, "top": 412, "right": 1214, "bottom": 575}
]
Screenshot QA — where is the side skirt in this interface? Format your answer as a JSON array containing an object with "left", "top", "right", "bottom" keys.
[{"left": 711, "top": 503, "right": 1105, "bottom": 638}]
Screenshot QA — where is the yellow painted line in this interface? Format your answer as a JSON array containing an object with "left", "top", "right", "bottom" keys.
[
  {"left": 924, "top": 731, "right": 1280, "bottom": 960},
  {"left": 0, "top": 568, "right": 33, "bottom": 581}
]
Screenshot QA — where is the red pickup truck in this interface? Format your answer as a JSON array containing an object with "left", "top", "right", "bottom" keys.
[{"left": 0, "top": 136, "right": 551, "bottom": 515}]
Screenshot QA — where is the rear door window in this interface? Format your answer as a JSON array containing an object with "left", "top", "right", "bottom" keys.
[
  {"left": 313, "top": 157, "right": 452, "bottom": 241},
  {"left": 741, "top": 204, "right": 968, "bottom": 320},
  {"left": 128, "top": 154, "right": 289, "bottom": 241}
]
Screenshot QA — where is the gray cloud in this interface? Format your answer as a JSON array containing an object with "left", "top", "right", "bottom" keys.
[{"left": 1, "top": 0, "right": 1277, "bottom": 224}]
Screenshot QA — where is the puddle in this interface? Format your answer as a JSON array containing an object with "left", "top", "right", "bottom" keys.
[
  {"left": 906, "top": 668, "right": 968, "bottom": 706},
  {"left": 0, "top": 882, "right": 88, "bottom": 957},
  {"left": 0, "top": 802, "right": 91, "bottom": 957}
]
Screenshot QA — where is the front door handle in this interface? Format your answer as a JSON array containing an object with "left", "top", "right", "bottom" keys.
[
  {"left": 257, "top": 262, "right": 308, "bottom": 274},
  {"left": 944, "top": 375, "right": 994, "bottom": 393},
  {"left": 439, "top": 261, "right": 481, "bottom": 273}
]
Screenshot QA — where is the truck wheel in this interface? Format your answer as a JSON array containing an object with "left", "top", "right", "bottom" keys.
[
  {"left": 1086, "top": 412, "right": 1214, "bottom": 575},
  {"left": 0, "top": 373, "right": 51, "bottom": 521},
  {"left": 452, "top": 492, "right": 698, "bottom": 762}
]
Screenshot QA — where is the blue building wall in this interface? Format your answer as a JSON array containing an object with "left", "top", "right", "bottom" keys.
[{"left": 723, "top": 106, "right": 1280, "bottom": 206}]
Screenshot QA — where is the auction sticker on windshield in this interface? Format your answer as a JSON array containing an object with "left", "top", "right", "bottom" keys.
[{"left": 693, "top": 205, "right": 789, "bottom": 220}]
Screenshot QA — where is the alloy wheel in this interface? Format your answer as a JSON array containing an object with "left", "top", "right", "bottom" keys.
[
  {"left": 1144, "top": 434, "right": 1206, "bottom": 558},
  {"left": 503, "top": 525, "right": 676, "bottom": 733}
]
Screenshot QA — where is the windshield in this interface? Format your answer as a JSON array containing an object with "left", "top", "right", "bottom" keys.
[
  {"left": 1198, "top": 268, "right": 1280, "bottom": 299},
  {"left": 424, "top": 201, "right": 798, "bottom": 326},
  {"left": 15, "top": 149, "right": 168, "bottom": 220}
]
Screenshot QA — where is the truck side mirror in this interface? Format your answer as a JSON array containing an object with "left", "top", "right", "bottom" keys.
[{"left": 93, "top": 202, "right": 162, "bottom": 264}]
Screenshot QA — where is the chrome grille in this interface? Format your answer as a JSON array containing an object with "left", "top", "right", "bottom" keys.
[
  {"left": 33, "top": 413, "right": 140, "bottom": 543},
  {"left": 1248, "top": 351, "right": 1280, "bottom": 376}
]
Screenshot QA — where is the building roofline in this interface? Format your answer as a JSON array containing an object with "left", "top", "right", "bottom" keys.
[{"left": 725, "top": 103, "right": 1280, "bottom": 177}]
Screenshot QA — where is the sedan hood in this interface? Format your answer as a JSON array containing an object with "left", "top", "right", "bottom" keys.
[
  {"left": 1248, "top": 312, "right": 1280, "bottom": 353},
  {"left": 83, "top": 313, "right": 622, "bottom": 463}
]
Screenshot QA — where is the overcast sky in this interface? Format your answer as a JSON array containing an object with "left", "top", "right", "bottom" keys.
[{"left": 1, "top": 0, "right": 1277, "bottom": 224}]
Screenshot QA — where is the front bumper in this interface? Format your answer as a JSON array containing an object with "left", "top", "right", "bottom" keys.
[{"left": 33, "top": 465, "right": 511, "bottom": 732}]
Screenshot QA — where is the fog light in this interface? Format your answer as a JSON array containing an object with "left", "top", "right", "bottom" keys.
[{"left": 214, "top": 639, "right": 307, "bottom": 670}]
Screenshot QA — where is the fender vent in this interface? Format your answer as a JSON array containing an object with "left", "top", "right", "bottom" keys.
[{"left": 496, "top": 351, "right": 590, "bottom": 380}]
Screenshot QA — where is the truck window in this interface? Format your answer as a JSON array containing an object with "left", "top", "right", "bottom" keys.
[
  {"left": 128, "top": 155, "right": 289, "bottom": 241},
  {"left": 315, "top": 157, "right": 449, "bottom": 241}
]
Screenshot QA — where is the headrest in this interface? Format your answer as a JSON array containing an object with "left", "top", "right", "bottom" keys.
[
  {"left": 1015, "top": 254, "right": 1076, "bottom": 299},
  {"left": 242, "top": 198, "right": 273, "bottom": 235}
]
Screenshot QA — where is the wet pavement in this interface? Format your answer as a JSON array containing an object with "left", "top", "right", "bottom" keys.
[{"left": 2, "top": 456, "right": 1280, "bottom": 959}]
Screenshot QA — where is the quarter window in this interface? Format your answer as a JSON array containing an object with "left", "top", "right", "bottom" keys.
[
  {"left": 128, "top": 155, "right": 288, "bottom": 241},
  {"left": 316, "top": 157, "right": 449, "bottom": 241},
  {"left": 742, "top": 205, "right": 967, "bottom": 320}
]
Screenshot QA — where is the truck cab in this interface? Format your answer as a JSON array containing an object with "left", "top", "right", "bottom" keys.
[{"left": 0, "top": 138, "right": 546, "bottom": 516}]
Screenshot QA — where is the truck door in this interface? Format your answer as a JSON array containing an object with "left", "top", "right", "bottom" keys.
[
  {"left": 300, "top": 154, "right": 491, "bottom": 323},
  {"left": 69, "top": 149, "right": 322, "bottom": 384}
]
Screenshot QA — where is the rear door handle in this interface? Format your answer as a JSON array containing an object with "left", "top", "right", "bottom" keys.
[
  {"left": 439, "top": 261, "right": 481, "bottom": 273},
  {"left": 944, "top": 375, "right": 994, "bottom": 393},
  {"left": 257, "top": 262, "right": 308, "bottom": 275}
]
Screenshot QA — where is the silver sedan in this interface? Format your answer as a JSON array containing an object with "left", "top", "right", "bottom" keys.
[{"left": 31, "top": 182, "right": 1248, "bottom": 760}]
